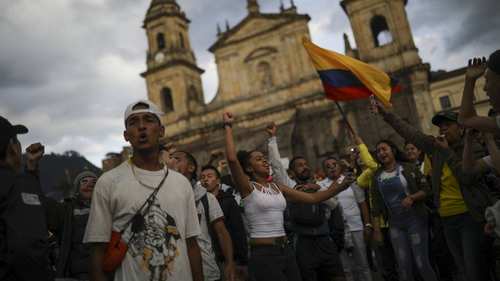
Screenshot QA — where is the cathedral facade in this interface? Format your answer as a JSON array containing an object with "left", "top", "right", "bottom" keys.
[{"left": 134, "top": 0, "right": 488, "bottom": 170}]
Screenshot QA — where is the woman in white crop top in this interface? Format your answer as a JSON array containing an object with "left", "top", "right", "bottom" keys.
[{"left": 223, "top": 112, "right": 353, "bottom": 281}]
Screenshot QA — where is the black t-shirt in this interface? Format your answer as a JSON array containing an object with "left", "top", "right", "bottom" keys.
[{"left": 0, "top": 167, "right": 51, "bottom": 281}]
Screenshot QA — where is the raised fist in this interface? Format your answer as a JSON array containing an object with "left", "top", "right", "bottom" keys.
[
  {"left": 369, "top": 98, "right": 386, "bottom": 115},
  {"left": 25, "top": 142, "right": 45, "bottom": 172},
  {"left": 266, "top": 122, "right": 277, "bottom": 137},
  {"left": 223, "top": 112, "right": 234, "bottom": 124},
  {"left": 466, "top": 57, "right": 487, "bottom": 80}
]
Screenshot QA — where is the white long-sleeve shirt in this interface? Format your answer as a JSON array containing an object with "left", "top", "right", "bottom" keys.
[{"left": 267, "top": 136, "right": 338, "bottom": 210}]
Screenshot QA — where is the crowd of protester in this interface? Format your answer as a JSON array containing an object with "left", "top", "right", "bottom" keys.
[{"left": 0, "top": 49, "right": 499, "bottom": 281}]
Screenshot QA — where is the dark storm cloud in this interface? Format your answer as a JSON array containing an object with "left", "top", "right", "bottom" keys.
[
  {"left": 407, "top": 0, "right": 499, "bottom": 62},
  {"left": 444, "top": 0, "right": 500, "bottom": 52},
  {"left": 0, "top": 0, "right": 149, "bottom": 164}
]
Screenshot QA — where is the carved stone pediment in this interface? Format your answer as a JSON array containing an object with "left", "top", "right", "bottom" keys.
[
  {"left": 209, "top": 13, "right": 310, "bottom": 52},
  {"left": 244, "top": 46, "right": 278, "bottom": 63},
  {"left": 225, "top": 18, "right": 288, "bottom": 44}
]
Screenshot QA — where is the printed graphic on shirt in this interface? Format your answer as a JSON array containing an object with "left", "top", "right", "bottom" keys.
[{"left": 129, "top": 200, "right": 181, "bottom": 281}]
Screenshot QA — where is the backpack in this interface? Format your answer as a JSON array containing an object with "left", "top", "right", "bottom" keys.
[
  {"left": 288, "top": 199, "right": 326, "bottom": 227},
  {"left": 199, "top": 194, "right": 223, "bottom": 262}
]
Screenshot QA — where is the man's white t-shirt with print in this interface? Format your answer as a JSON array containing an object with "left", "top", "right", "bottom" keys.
[
  {"left": 83, "top": 161, "right": 201, "bottom": 281},
  {"left": 193, "top": 184, "right": 225, "bottom": 281}
]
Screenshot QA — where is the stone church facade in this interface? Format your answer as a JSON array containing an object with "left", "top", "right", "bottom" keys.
[{"left": 128, "top": 0, "right": 488, "bottom": 171}]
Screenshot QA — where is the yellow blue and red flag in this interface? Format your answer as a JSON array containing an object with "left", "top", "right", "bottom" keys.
[{"left": 303, "top": 39, "right": 400, "bottom": 107}]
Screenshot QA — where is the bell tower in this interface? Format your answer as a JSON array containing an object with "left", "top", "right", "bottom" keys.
[
  {"left": 340, "top": 0, "right": 434, "bottom": 142},
  {"left": 340, "top": 0, "right": 422, "bottom": 72},
  {"left": 141, "top": 0, "right": 204, "bottom": 125}
]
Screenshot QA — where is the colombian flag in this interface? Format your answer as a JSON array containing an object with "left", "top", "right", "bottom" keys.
[{"left": 303, "top": 39, "right": 400, "bottom": 107}]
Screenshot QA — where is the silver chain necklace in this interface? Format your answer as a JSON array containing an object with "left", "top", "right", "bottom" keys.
[{"left": 130, "top": 161, "right": 168, "bottom": 189}]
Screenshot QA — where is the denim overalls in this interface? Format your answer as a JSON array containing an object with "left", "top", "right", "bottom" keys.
[{"left": 377, "top": 165, "right": 438, "bottom": 281}]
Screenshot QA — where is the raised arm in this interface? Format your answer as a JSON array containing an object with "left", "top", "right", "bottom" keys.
[
  {"left": 351, "top": 130, "right": 378, "bottom": 170},
  {"left": 279, "top": 175, "right": 353, "bottom": 204},
  {"left": 266, "top": 123, "right": 295, "bottom": 187},
  {"left": 371, "top": 101, "right": 436, "bottom": 155},
  {"left": 458, "top": 58, "right": 499, "bottom": 133},
  {"left": 462, "top": 129, "right": 489, "bottom": 175},
  {"left": 457, "top": 116, "right": 499, "bottom": 133},
  {"left": 223, "top": 112, "right": 252, "bottom": 198},
  {"left": 484, "top": 133, "right": 500, "bottom": 175},
  {"left": 25, "top": 142, "right": 44, "bottom": 179},
  {"left": 458, "top": 57, "right": 489, "bottom": 128},
  {"left": 459, "top": 58, "right": 485, "bottom": 120},
  {"left": 358, "top": 145, "right": 377, "bottom": 169},
  {"left": 355, "top": 138, "right": 378, "bottom": 188}
]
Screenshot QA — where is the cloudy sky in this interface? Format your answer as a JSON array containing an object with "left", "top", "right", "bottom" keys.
[{"left": 1, "top": 0, "right": 498, "bottom": 167}]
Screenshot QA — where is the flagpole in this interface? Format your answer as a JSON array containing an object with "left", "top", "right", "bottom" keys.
[{"left": 333, "top": 101, "right": 355, "bottom": 136}]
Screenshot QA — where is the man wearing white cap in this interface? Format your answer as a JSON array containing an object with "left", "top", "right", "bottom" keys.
[{"left": 84, "top": 100, "right": 203, "bottom": 281}]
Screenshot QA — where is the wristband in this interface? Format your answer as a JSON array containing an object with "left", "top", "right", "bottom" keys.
[{"left": 223, "top": 122, "right": 232, "bottom": 129}]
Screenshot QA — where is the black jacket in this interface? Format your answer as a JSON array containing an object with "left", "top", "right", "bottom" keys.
[
  {"left": 216, "top": 189, "right": 248, "bottom": 265},
  {"left": 46, "top": 198, "right": 91, "bottom": 278},
  {"left": 0, "top": 166, "right": 52, "bottom": 281}
]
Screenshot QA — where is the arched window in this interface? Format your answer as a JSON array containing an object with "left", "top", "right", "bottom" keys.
[
  {"left": 370, "top": 15, "right": 393, "bottom": 47},
  {"left": 157, "top": 33, "right": 166, "bottom": 50},
  {"left": 257, "top": 61, "right": 273, "bottom": 89},
  {"left": 161, "top": 87, "right": 174, "bottom": 112},
  {"left": 179, "top": 33, "right": 185, "bottom": 49},
  {"left": 187, "top": 85, "right": 198, "bottom": 101}
]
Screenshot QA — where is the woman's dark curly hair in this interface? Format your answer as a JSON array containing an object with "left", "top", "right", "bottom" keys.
[
  {"left": 237, "top": 149, "right": 259, "bottom": 178},
  {"left": 375, "top": 139, "right": 409, "bottom": 164}
]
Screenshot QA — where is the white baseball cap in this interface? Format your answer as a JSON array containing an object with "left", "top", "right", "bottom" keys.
[{"left": 124, "top": 100, "right": 163, "bottom": 125}]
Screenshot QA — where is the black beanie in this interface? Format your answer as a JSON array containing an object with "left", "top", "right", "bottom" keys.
[{"left": 488, "top": 49, "right": 500, "bottom": 75}]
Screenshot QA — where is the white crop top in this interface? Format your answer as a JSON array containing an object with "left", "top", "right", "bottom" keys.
[{"left": 242, "top": 182, "right": 287, "bottom": 238}]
